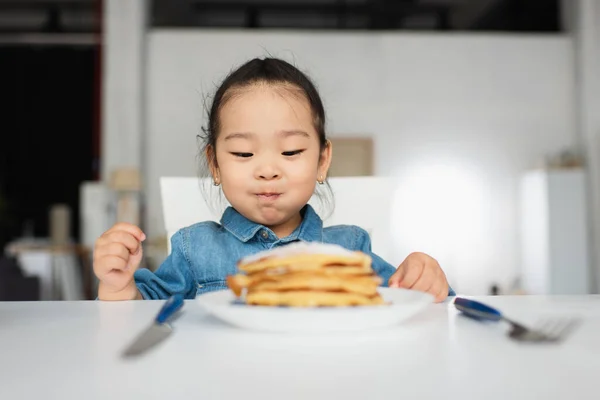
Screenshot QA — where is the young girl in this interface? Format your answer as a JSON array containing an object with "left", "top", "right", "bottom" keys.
[{"left": 93, "top": 57, "right": 454, "bottom": 302}]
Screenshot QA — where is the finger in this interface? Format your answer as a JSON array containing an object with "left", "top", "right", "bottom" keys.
[
  {"left": 396, "top": 261, "right": 424, "bottom": 288},
  {"left": 95, "top": 242, "right": 130, "bottom": 261},
  {"left": 95, "top": 255, "right": 129, "bottom": 275},
  {"left": 100, "top": 270, "right": 134, "bottom": 292},
  {"left": 410, "top": 265, "right": 437, "bottom": 292},
  {"left": 388, "top": 266, "right": 406, "bottom": 288},
  {"left": 433, "top": 280, "right": 449, "bottom": 303},
  {"left": 103, "top": 231, "right": 142, "bottom": 255},
  {"left": 427, "top": 273, "right": 444, "bottom": 298},
  {"left": 103, "top": 223, "right": 146, "bottom": 242}
]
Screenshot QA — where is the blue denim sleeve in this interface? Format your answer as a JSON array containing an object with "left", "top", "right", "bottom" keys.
[
  {"left": 352, "top": 227, "right": 396, "bottom": 287},
  {"left": 134, "top": 230, "right": 197, "bottom": 300},
  {"left": 353, "top": 227, "right": 456, "bottom": 296}
]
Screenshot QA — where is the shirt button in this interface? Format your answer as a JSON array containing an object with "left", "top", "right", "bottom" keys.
[{"left": 261, "top": 231, "right": 269, "bottom": 239}]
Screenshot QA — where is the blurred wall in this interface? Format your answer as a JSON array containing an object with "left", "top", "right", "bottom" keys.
[{"left": 141, "top": 31, "right": 575, "bottom": 294}]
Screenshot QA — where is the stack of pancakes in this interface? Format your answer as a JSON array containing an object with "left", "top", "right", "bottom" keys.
[{"left": 226, "top": 242, "right": 385, "bottom": 307}]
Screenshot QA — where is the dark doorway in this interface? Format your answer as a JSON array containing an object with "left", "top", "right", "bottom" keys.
[{"left": 0, "top": 45, "right": 98, "bottom": 249}]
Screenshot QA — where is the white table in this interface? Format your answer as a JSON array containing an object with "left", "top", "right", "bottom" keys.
[{"left": 1, "top": 295, "right": 599, "bottom": 400}]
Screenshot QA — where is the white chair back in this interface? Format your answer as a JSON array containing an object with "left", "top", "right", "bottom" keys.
[{"left": 160, "top": 176, "right": 396, "bottom": 260}]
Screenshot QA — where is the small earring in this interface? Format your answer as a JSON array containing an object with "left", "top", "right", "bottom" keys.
[
  {"left": 317, "top": 175, "right": 325, "bottom": 185},
  {"left": 213, "top": 179, "right": 220, "bottom": 186}
]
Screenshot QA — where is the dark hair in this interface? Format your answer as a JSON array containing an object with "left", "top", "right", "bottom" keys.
[{"left": 197, "top": 57, "right": 334, "bottom": 216}]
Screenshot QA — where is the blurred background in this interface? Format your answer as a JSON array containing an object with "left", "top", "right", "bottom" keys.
[{"left": 0, "top": 0, "right": 598, "bottom": 301}]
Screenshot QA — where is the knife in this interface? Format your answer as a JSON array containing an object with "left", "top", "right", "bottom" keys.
[{"left": 122, "top": 294, "right": 184, "bottom": 357}]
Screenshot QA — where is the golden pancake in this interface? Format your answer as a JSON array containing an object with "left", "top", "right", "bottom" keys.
[
  {"left": 238, "top": 253, "right": 371, "bottom": 274},
  {"left": 237, "top": 242, "right": 371, "bottom": 274},
  {"left": 226, "top": 274, "right": 248, "bottom": 297},
  {"left": 227, "top": 242, "right": 387, "bottom": 307},
  {"left": 246, "top": 290, "right": 385, "bottom": 307},
  {"left": 226, "top": 271, "right": 380, "bottom": 297},
  {"left": 247, "top": 272, "right": 380, "bottom": 296}
]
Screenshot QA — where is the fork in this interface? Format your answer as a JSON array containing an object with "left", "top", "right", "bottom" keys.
[{"left": 454, "top": 297, "right": 580, "bottom": 343}]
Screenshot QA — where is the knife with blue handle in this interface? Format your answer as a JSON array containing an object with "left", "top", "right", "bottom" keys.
[
  {"left": 122, "top": 294, "right": 184, "bottom": 357},
  {"left": 454, "top": 297, "right": 503, "bottom": 322}
]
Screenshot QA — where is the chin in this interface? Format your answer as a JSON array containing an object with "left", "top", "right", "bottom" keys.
[
  {"left": 252, "top": 204, "right": 304, "bottom": 226},
  {"left": 254, "top": 208, "right": 288, "bottom": 225}
]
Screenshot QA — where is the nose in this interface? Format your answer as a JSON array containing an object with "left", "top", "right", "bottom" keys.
[
  {"left": 258, "top": 170, "right": 279, "bottom": 180},
  {"left": 255, "top": 160, "right": 281, "bottom": 181}
]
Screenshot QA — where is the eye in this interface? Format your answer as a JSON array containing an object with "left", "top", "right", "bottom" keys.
[
  {"left": 231, "top": 152, "right": 253, "bottom": 158},
  {"left": 282, "top": 150, "right": 305, "bottom": 157}
]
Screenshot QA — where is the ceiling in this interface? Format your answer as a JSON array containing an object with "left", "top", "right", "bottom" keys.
[{"left": 0, "top": 0, "right": 561, "bottom": 37}]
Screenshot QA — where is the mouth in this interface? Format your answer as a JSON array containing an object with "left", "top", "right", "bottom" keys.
[{"left": 256, "top": 192, "right": 282, "bottom": 201}]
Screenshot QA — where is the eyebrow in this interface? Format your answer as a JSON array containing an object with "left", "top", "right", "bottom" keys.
[
  {"left": 279, "top": 130, "right": 310, "bottom": 138},
  {"left": 223, "top": 130, "right": 310, "bottom": 141},
  {"left": 223, "top": 132, "right": 253, "bottom": 141}
]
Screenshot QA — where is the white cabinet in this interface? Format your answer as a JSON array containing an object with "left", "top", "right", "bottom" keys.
[{"left": 519, "top": 169, "right": 590, "bottom": 294}]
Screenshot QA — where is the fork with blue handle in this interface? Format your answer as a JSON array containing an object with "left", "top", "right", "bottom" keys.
[{"left": 454, "top": 297, "right": 580, "bottom": 343}]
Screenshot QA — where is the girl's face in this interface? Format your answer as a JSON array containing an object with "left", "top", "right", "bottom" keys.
[{"left": 210, "top": 84, "right": 331, "bottom": 238}]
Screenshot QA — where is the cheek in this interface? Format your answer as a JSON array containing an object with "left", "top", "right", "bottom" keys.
[
  {"left": 216, "top": 156, "right": 247, "bottom": 183},
  {"left": 220, "top": 168, "right": 248, "bottom": 202},
  {"left": 221, "top": 164, "right": 249, "bottom": 183},
  {"left": 285, "top": 158, "right": 319, "bottom": 183}
]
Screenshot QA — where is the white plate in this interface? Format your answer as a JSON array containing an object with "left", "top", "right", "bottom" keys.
[{"left": 196, "top": 287, "right": 434, "bottom": 333}]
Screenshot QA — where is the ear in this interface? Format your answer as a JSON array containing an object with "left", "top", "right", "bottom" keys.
[
  {"left": 205, "top": 144, "right": 220, "bottom": 183},
  {"left": 318, "top": 140, "right": 333, "bottom": 180}
]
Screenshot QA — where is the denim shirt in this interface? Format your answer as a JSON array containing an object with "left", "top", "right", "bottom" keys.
[{"left": 134, "top": 205, "right": 455, "bottom": 299}]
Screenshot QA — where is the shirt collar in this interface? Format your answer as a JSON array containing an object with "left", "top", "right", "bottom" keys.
[{"left": 220, "top": 204, "right": 323, "bottom": 243}]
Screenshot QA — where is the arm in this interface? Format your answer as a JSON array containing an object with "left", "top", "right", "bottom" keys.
[
  {"left": 135, "top": 230, "right": 198, "bottom": 300},
  {"left": 353, "top": 227, "right": 456, "bottom": 299},
  {"left": 352, "top": 228, "right": 396, "bottom": 286}
]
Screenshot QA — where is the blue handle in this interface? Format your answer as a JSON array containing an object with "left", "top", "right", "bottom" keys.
[
  {"left": 454, "top": 297, "right": 503, "bottom": 322},
  {"left": 155, "top": 294, "right": 184, "bottom": 324}
]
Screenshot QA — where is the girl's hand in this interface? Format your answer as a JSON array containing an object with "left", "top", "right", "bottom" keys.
[
  {"left": 388, "top": 252, "right": 449, "bottom": 303},
  {"left": 93, "top": 223, "right": 146, "bottom": 300}
]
